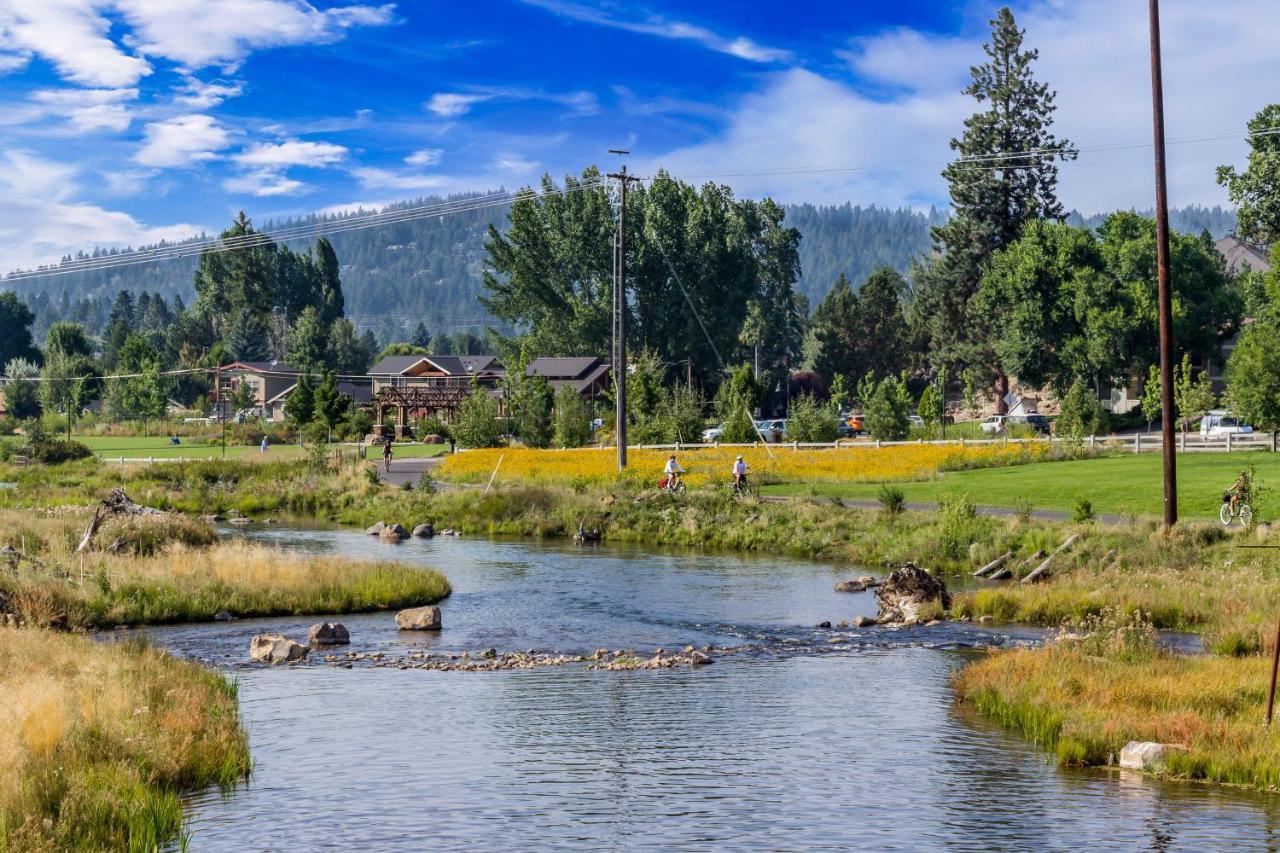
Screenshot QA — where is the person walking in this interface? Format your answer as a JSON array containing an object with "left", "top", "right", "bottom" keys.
[{"left": 260, "top": 435, "right": 269, "bottom": 454}]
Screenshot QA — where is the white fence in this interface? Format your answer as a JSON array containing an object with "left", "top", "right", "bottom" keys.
[{"left": 614, "top": 433, "right": 1280, "bottom": 454}]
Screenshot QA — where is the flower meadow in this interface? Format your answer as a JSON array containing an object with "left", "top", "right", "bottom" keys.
[{"left": 439, "top": 442, "right": 1052, "bottom": 488}]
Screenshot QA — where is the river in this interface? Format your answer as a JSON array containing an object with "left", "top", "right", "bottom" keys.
[{"left": 143, "top": 526, "right": 1280, "bottom": 851}]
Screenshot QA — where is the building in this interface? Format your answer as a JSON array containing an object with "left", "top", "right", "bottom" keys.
[
  {"left": 525, "top": 357, "right": 612, "bottom": 402},
  {"left": 215, "top": 361, "right": 300, "bottom": 418},
  {"left": 264, "top": 378, "right": 373, "bottom": 422},
  {"left": 368, "top": 354, "right": 506, "bottom": 437},
  {"left": 1215, "top": 236, "right": 1272, "bottom": 275}
]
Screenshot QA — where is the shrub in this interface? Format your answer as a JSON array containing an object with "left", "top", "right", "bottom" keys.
[
  {"left": 938, "top": 491, "right": 978, "bottom": 558},
  {"left": 453, "top": 386, "right": 505, "bottom": 449},
  {"left": 30, "top": 439, "right": 93, "bottom": 464},
  {"left": 865, "top": 374, "right": 912, "bottom": 441},
  {"left": 1056, "top": 377, "right": 1107, "bottom": 442},
  {"left": 1014, "top": 496, "right": 1034, "bottom": 524},
  {"left": 552, "top": 386, "right": 592, "bottom": 448},
  {"left": 785, "top": 394, "right": 839, "bottom": 442},
  {"left": 720, "top": 404, "right": 757, "bottom": 444},
  {"left": 416, "top": 414, "right": 453, "bottom": 441},
  {"left": 1072, "top": 496, "right": 1095, "bottom": 523},
  {"left": 878, "top": 484, "right": 905, "bottom": 518}
]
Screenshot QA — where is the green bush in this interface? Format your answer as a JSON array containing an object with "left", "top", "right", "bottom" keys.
[
  {"left": 30, "top": 439, "right": 93, "bottom": 464},
  {"left": 785, "top": 394, "right": 839, "bottom": 442},
  {"left": 721, "top": 404, "right": 757, "bottom": 443},
  {"left": 865, "top": 374, "right": 912, "bottom": 441},
  {"left": 938, "top": 491, "right": 978, "bottom": 558},
  {"left": 1014, "top": 496, "right": 1034, "bottom": 524},
  {"left": 878, "top": 484, "right": 905, "bottom": 518},
  {"left": 1072, "top": 496, "right": 1095, "bottom": 523},
  {"left": 1056, "top": 377, "right": 1108, "bottom": 441}
]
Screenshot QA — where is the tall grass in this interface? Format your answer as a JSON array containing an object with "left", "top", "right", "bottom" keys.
[
  {"left": 0, "top": 629, "right": 251, "bottom": 851},
  {"left": 0, "top": 511, "right": 451, "bottom": 628}
]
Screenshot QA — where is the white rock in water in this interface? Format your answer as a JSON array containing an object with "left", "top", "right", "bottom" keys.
[
  {"left": 250, "top": 634, "right": 309, "bottom": 664},
  {"left": 365, "top": 521, "right": 386, "bottom": 535},
  {"left": 1119, "top": 741, "right": 1168, "bottom": 770}
]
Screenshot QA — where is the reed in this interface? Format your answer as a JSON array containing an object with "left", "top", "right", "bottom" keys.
[{"left": 0, "top": 629, "right": 251, "bottom": 851}]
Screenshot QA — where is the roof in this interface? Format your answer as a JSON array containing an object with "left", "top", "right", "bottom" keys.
[
  {"left": 539, "top": 361, "right": 612, "bottom": 395},
  {"left": 526, "top": 356, "right": 602, "bottom": 380},
  {"left": 1216, "top": 236, "right": 1272, "bottom": 275},
  {"left": 266, "top": 379, "right": 373, "bottom": 406},
  {"left": 224, "top": 360, "right": 300, "bottom": 375},
  {"left": 368, "top": 354, "right": 504, "bottom": 377}
]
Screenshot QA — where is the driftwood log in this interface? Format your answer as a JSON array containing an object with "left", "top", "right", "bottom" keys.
[
  {"left": 76, "top": 489, "right": 165, "bottom": 553},
  {"left": 1021, "top": 534, "right": 1082, "bottom": 584}
]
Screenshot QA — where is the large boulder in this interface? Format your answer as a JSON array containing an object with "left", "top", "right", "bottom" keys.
[
  {"left": 365, "top": 521, "right": 386, "bottom": 536},
  {"left": 834, "top": 579, "right": 867, "bottom": 593},
  {"left": 412, "top": 523, "right": 435, "bottom": 538},
  {"left": 308, "top": 622, "right": 350, "bottom": 646},
  {"left": 1119, "top": 741, "right": 1173, "bottom": 771},
  {"left": 250, "top": 634, "right": 309, "bottom": 664},
  {"left": 874, "top": 563, "right": 950, "bottom": 624},
  {"left": 380, "top": 523, "right": 408, "bottom": 541},
  {"left": 395, "top": 605, "right": 442, "bottom": 631}
]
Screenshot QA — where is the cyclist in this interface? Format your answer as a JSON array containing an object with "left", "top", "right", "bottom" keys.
[
  {"left": 382, "top": 437, "right": 394, "bottom": 472},
  {"left": 1225, "top": 469, "right": 1250, "bottom": 517},
  {"left": 663, "top": 455, "right": 685, "bottom": 491},
  {"left": 732, "top": 455, "right": 749, "bottom": 493}
]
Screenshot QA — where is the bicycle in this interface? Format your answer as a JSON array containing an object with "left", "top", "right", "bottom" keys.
[
  {"left": 659, "top": 476, "right": 686, "bottom": 495},
  {"left": 731, "top": 477, "right": 756, "bottom": 499},
  {"left": 1220, "top": 499, "right": 1253, "bottom": 526}
]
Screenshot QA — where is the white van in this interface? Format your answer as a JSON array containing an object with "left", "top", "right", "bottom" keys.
[{"left": 1200, "top": 410, "right": 1254, "bottom": 438}]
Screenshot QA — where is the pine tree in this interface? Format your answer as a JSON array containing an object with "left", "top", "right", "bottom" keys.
[
  {"left": 410, "top": 322, "right": 432, "bottom": 348},
  {"left": 315, "top": 238, "right": 345, "bottom": 325},
  {"left": 286, "top": 306, "right": 328, "bottom": 372},
  {"left": 224, "top": 309, "right": 270, "bottom": 362},
  {"left": 915, "top": 6, "right": 1074, "bottom": 407},
  {"left": 284, "top": 374, "right": 315, "bottom": 426},
  {"left": 812, "top": 273, "right": 858, "bottom": 384}
]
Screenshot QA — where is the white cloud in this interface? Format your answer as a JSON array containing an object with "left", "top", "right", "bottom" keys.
[
  {"left": 519, "top": 0, "right": 790, "bottom": 63},
  {"left": 223, "top": 168, "right": 305, "bottom": 196},
  {"left": 0, "top": 1, "right": 395, "bottom": 88},
  {"left": 235, "top": 139, "right": 348, "bottom": 168},
  {"left": 405, "top": 148, "right": 443, "bottom": 167},
  {"left": 174, "top": 76, "right": 245, "bottom": 108},
  {"left": 0, "top": 150, "right": 200, "bottom": 271},
  {"left": 351, "top": 166, "right": 449, "bottom": 191},
  {"left": 134, "top": 113, "right": 232, "bottom": 167},
  {"left": 426, "top": 92, "right": 490, "bottom": 118},
  {"left": 649, "top": 0, "right": 1280, "bottom": 213},
  {"left": 30, "top": 86, "right": 140, "bottom": 132},
  {"left": 493, "top": 154, "right": 538, "bottom": 174},
  {"left": 0, "top": 0, "right": 152, "bottom": 87}
]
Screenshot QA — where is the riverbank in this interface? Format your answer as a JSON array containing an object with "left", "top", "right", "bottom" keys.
[{"left": 0, "top": 628, "right": 251, "bottom": 851}]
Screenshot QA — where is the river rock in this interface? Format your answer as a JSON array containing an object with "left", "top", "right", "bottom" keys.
[
  {"left": 834, "top": 580, "right": 866, "bottom": 593},
  {"left": 214, "top": 610, "right": 234, "bottom": 621},
  {"left": 308, "top": 622, "right": 350, "bottom": 646},
  {"left": 689, "top": 650, "right": 713, "bottom": 666},
  {"left": 853, "top": 615, "right": 876, "bottom": 627},
  {"left": 228, "top": 517, "right": 251, "bottom": 526},
  {"left": 874, "top": 562, "right": 950, "bottom": 624},
  {"left": 412, "top": 523, "right": 435, "bottom": 538},
  {"left": 857, "top": 575, "right": 878, "bottom": 587},
  {"left": 250, "top": 634, "right": 309, "bottom": 664},
  {"left": 365, "top": 521, "right": 386, "bottom": 535},
  {"left": 1119, "top": 741, "right": 1172, "bottom": 771},
  {"left": 395, "top": 605, "right": 442, "bottom": 631},
  {"left": 380, "top": 523, "right": 408, "bottom": 541}
]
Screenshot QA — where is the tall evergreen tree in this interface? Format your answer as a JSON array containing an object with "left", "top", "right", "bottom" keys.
[
  {"left": 0, "top": 293, "right": 40, "bottom": 368},
  {"left": 410, "top": 321, "right": 432, "bottom": 348},
  {"left": 913, "top": 6, "right": 1074, "bottom": 410},
  {"left": 286, "top": 306, "right": 328, "bottom": 372},
  {"left": 315, "top": 237, "right": 345, "bottom": 325},
  {"left": 224, "top": 309, "right": 271, "bottom": 362}
]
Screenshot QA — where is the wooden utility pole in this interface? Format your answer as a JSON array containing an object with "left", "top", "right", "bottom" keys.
[
  {"left": 1148, "top": 0, "right": 1178, "bottom": 529},
  {"left": 608, "top": 154, "right": 639, "bottom": 471}
]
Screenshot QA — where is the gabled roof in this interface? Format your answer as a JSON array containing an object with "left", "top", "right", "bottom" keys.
[
  {"left": 526, "top": 356, "right": 602, "bottom": 380},
  {"left": 223, "top": 360, "right": 300, "bottom": 375},
  {"left": 1216, "top": 236, "right": 1272, "bottom": 275},
  {"left": 267, "top": 379, "right": 372, "bottom": 406},
  {"left": 368, "top": 354, "right": 504, "bottom": 377}
]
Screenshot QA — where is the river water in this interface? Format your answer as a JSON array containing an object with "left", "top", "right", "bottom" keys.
[{"left": 145, "top": 526, "right": 1279, "bottom": 851}]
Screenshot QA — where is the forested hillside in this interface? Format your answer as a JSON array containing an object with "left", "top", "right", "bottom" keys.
[{"left": 3, "top": 196, "right": 1236, "bottom": 342}]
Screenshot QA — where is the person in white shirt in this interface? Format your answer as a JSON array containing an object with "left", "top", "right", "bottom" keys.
[
  {"left": 663, "top": 455, "right": 684, "bottom": 489},
  {"left": 732, "top": 455, "right": 749, "bottom": 489}
]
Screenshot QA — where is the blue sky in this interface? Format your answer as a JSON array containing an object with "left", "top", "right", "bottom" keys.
[{"left": 0, "top": 0, "right": 1275, "bottom": 269}]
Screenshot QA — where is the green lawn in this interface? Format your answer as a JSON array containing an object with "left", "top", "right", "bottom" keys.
[
  {"left": 761, "top": 451, "right": 1280, "bottom": 521},
  {"left": 385, "top": 443, "right": 450, "bottom": 459}
]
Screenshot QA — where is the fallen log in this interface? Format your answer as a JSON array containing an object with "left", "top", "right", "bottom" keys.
[
  {"left": 973, "top": 551, "right": 1013, "bottom": 578},
  {"left": 1021, "top": 533, "right": 1082, "bottom": 584},
  {"left": 76, "top": 488, "right": 166, "bottom": 553}
]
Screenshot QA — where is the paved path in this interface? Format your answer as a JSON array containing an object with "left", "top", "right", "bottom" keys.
[{"left": 377, "top": 456, "right": 445, "bottom": 488}]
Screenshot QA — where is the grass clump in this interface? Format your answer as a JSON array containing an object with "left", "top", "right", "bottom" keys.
[
  {"left": 0, "top": 629, "right": 251, "bottom": 851},
  {"left": 0, "top": 511, "right": 451, "bottom": 628},
  {"left": 955, "top": 609, "right": 1280, "bottom": 789}
]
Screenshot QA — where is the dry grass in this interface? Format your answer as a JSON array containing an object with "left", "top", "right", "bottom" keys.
[
  {"left": 0, "top": 628, "right": 250, "bottom": 850},
  {"left": 955, "top": 639, "right": 1280, "bottom": 789},
  {"left": 0, "top": 510, "right": 451, "bottom": 628}
]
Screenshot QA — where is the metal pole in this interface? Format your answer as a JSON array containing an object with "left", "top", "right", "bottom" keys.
[{"left": 1149, "top": 0, "right": 1178, "bottom": 529}]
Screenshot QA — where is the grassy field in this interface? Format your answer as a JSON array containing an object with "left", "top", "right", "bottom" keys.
[
  {"left": 76, "top": 436, "right": 449, "bottom": 461},
  {"left": 762, "top": 451, "right": 1280, "bottom": 521},
  {"left": 0, "top": 629, "right": 251, "bottom": 851}
]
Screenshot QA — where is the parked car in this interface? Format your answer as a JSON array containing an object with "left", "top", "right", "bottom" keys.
[
  {"left": 702, "top": 422, "right": 726, "bottom": 443},
  {"left": 1200, "top": 410, "right": 1254, "bottom": 438},
  {"left": 756, "top": 419, "right": 786, "bottom": 442},
  {"left": 979, "top": 415, "right": 1007, "bottom": 434},
  {"left": 842, "top": 413, "right": 866, "bottom": 436},
  {"left": 1022, "top": 414, "right": 1052, "bottom": 435},
  {"left": 907, "top": 415, "right": 925, "bottom": 428}
]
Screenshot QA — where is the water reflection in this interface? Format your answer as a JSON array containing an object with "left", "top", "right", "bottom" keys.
[{"left": 165, "top": 527, "right": 1273, "bottom": 851}]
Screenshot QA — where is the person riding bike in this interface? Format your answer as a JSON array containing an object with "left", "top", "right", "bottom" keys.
[
  {"left": 1225, "top": 469, "right": 1251, "bottom": 517},
  {"left": 382, "top": 437, "right": 394, "bottom": 471},
  {"left": 732, "top": 455, "right": 749, "bottom": 493},
  {"left": 663, "top": 455, "right": 685, "bottom": 490}
]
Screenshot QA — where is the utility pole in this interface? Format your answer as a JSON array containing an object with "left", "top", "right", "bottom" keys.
[
  {"left": 608, "top": 152, "right": 639, "bottom": 470},
  {"left": 1148, "top": 0, "right": 1178, "bottom": 529}
]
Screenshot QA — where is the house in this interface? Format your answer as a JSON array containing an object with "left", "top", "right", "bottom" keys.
[
  {"left": 526, "top": 357, "right": 612, "bottom": 402},
  {"left": 1216, "top": 236, "right": 1271, "bottom": 275},
  {"left": 368, "top": 354, "right": 506, "bottom": 436},
  {"left": 264, "top": 378, "right": 373, "bottom": 422},
  {"left": 215, "top": 361, "right": 300, "bottom": 418}
]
